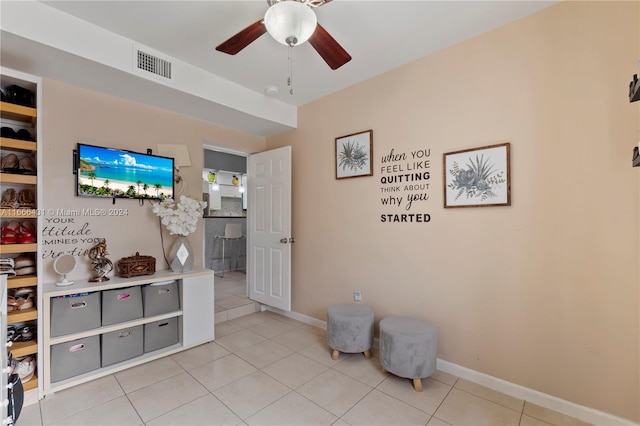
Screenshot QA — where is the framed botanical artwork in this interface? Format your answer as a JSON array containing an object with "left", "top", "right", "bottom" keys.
[
  {"left": 335, "top": 130, "right": 373, "bottom": 179},
  {"left": 443, "top": 142, "right": 511, "bottom": 208}
]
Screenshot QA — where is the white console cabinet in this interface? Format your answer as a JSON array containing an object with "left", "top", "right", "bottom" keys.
[{"left": 41, "top": 269, "right": 214, "bottom": 396}]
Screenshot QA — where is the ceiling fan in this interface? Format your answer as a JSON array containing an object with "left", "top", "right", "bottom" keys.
[{"left": 216, "top": 0, "right": 352, "bottom": 70}]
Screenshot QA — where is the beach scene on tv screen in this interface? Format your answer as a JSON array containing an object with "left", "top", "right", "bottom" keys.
[{"left": 77, "top": 145, "right": 174, "bottom": 199}]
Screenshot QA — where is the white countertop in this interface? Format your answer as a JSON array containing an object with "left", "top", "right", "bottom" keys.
[{"left": 43, "top": 268, "right": 214, "bottom": 297}]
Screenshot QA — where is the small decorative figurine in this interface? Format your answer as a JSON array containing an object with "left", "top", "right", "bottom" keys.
[{"left": 88, "top": 238, "right": 114, "bottom": 282}]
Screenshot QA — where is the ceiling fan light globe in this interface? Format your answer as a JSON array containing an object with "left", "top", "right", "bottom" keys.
[{"left": 264, "top": 1, "right": 317, "bottom": 47}]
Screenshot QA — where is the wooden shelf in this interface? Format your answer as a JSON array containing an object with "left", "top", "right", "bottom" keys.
[
  {"left": 10, "top": 340, "right": 37, "bottom": 358},
  {"left": 0, "top": 137, "right": 36, "bottom": 152},
  {"left": 0, "top": 243, "right": 37, "bottom": 254},
  {"left": 22, "top": 374, "right": 38, "bottom": 391},
  {"left": 7, "top": 275, "right": 37, "bottom": 288},
  {"left": 7, "top": 275, "right": 37, "bottom": 289},
  {"left": 0, "top": 209, "right": 38, "bottom": 219},
  {"left": 8, "top": 307, "right": 37, "bottom": 323},
  {"left": 0, "top": 101, "right": 36, "bottom": 122},
  {"left": 0, "top": 173, "right": 37, "bottom": 185}
]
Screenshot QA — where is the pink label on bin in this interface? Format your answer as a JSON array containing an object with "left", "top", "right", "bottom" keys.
[
  {"left": 117, "top": 293, "right": 130, "bottom": 300},
  {"left": 69, "top": 344, "right": 85, "bottom": 352}
]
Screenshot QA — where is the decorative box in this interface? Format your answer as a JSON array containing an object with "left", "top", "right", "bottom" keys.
[{"left": 117, "top": 252, "right": 156, "bottom": 278}]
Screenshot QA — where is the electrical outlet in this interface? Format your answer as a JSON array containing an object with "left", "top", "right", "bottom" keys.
[{"left": 354, "top": 291, "right": 362, "bottom": 303}]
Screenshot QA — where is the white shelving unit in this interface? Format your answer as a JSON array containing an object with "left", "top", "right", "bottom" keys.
[
  {"left": 41, "top": 269, "right": 214, "bottom": 396},
  {"left": 0, "top": 67, "right": 42, "bottom": 397}
]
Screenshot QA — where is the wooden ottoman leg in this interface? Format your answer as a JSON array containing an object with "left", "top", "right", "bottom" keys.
[
  {"left": 412, "top": 378, "right": 423, "bottom": 392},
  {"left": 363, "top": 350, "right": 371, "bottom": 358},
  {"left": 382, "top": 367, "right": 387, "bottom": 374},
  {"left": 331, "top": 349, "right": 340, "bottom": 360}
]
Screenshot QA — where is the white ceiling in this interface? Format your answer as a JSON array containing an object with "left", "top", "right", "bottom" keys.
[{"left": 1, "top": 1, "right": 557, "bottom": 137}]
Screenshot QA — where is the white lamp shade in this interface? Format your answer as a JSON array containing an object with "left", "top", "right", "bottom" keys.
[{"left": 264, "top": 1, "right": 317, "bottom": 47}]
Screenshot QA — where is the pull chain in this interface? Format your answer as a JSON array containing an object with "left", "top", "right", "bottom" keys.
[{"left": 288, "top": 46, "right": 294, "bottom": 95}]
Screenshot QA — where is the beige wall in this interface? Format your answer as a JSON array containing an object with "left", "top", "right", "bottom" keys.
[
  {"left": 40, "top": 79, "right": 265, "bottom": 283},
  {"left": 267, "top": 1, "right": 639, "bottom": 422}
]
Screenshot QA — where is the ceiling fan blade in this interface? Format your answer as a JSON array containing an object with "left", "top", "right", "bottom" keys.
[
  {"left": 216, "top": 19, "right": 267, "bottom": 55},
  {"left": 308, "top": 23, "right": 351, "bottom": 70}
]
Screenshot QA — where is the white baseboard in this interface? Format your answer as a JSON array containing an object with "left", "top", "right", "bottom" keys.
[
  {"left": 437, "top": 360, "right": 637, "bottom": 426},
  {"left": 265, "top": 306, "right": 637, "bottom": 426},
  {"left": 264, "top": 305, "right": 327, "bottom": 330}
]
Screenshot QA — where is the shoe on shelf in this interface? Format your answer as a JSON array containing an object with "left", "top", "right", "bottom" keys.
[
  {"left": 15, "top": 129, "right": 34, "bottom": 142},
  {"left": 0, "top": 267, "right": 17, "bottom": 277},
  {"left": 4, "top": 85, "right": 35, "bottom": 108},
  {"left": 14, "top": 255, "right": 35, "bottom": 276},
  {"left": 9, "top": 321, "right": 35, "bottom": 343},
  {"left": 0, "top": 257, "right": 16, "bottom": 275},
  {"left": 1, "top": 188, "right": 18, "bottom": 209},
  {"left": 1, "top": 221, "right": 20, "bottom": 244},
  {"left": 12, "top": 287, "right": 34, "bottom": 298},
  {"left": 14, "top": 266, "right": 35, "bottom": 276},
  {"left": 7, "top": 288, "right": 34, "bottom": 311},
  {"left": 7, "top": 295, "right": 33, "bottom": 311},
  {"left": 17, "top": 189, "right": 35, "bottom": 209},
  {"left": 13, "top": 255, "right": 33, "bottom": 269},
  {"left": 17, "top": 221, "right": 36, "bottom": 244},
  {"left": 7, "top": 325, "right": 16, "bottom": 342},
  {"left": 18, "top": 156, "right": 35, "bottom": 174},
  {"left": 0, "top": 258, "right": 15, "bottom": 267},
  {"left": 1, "top": 127, "right": 17, "bottom": 139},
  {"left": 13, "top": 355, "right": 35, "bottom": 383},
  {"left": 1, "top": 153, "right": 19, "bottom": 172}
]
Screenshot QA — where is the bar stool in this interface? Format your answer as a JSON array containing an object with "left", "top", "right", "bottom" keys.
[{"left": 214, "top": 223, "right": 244, "bottom": 278}]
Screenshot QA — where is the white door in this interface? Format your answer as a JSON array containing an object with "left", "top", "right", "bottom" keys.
[{"left": 248, "top": 146, "right": 292, "bottom": 311}]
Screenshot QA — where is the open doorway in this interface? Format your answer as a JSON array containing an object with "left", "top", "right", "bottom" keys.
[{"left": 202, "top": 146, "right": 255, "bottom": 322}]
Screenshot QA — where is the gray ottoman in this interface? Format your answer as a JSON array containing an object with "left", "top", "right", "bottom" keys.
[
  {"left": 379, "top": 316, "right": 437, "bottom": 391},
  {"left": 327, "top": 304, "right": 374, "bottom": 360}
]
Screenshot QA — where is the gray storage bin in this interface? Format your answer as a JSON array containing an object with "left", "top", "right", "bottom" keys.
[
  {"left": 101, "top": 325, "right": 143, "bottom": 367},
  {"left": 102, "top": 286, "right": 143, "bottom": 326},
  {"left": 144, "top": 317, "right": 178, "bottom": 353},
  {"left": 50, "top": 292, "right": 101, "bottom": 337},
  {"left": 50, "top": 335, "right": 100, "bottom": 382},
  {"left": 142, "top": 280, "right": 180, "bottom": 317}
]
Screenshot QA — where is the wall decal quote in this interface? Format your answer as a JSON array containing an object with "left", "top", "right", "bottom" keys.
[
  {"left": 38, "top": 208, "right": 128, "bottom": 259},
  {"left": 379, "top": 148, "right": 432, "bottom": 223}
]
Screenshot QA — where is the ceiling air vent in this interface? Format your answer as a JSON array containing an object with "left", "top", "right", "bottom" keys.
[{"left": 135, "top": 49, "right": 172, "bottom": 80}]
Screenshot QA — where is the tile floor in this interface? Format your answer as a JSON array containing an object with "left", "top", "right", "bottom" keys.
[
  {"left": 17, "top": 309, "right": 591, "bottom": 426},
  {"left": 213, "top": 271, "right": 260, "bottom": 324}
]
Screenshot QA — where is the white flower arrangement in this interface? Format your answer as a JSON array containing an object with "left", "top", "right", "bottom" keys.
[{"left": 152, "top": 195, "right": 207, "bottom": 237}]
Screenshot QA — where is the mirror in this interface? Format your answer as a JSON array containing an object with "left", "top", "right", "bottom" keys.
[{"left": 53, "top": 255, "right": 76, "bottom": 286}]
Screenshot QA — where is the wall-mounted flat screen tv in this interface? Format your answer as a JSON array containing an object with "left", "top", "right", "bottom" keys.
[{"left": 76, "top": 143, "right": 175, "bottom": 200}]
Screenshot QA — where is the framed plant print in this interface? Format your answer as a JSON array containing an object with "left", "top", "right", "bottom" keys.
[
  {"left": 443, "top": 142, "right": 511, "bottom": 208},
  {"left": 335, "top": 130, "right": 373, "bottom": 179}
]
